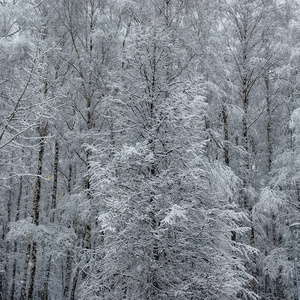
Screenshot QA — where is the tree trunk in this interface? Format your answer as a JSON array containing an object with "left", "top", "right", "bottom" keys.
[
  {"left": 42, "top": 257, "right": 51, "bottom": 300},
  {"left": 63, "top": 251, "right": 73, "bottom": 299},
  {"left": 32, "top": 128, "right": 47, "bottom": 226},
  {"left": 22, "top": 123, "right": 48, "bottom": 300},
  {"left": 10, "top": 242, "right": 18, "bottom": 300},
  {"left": 67, "top": 164, "right": 73, "bottom": 194},
  {"left": 20, "top": 243, "right": 31, "bottom": 300},
  {"left": 10, "top": 177, "right": 22, "bottom": 300},
  {"left": 70, "top": 267, "right": 80, "bottom": 300},
  {"left": 265, "top": 74, "right": 273, "bottom": 174},
  {"left": 50, "top": 140, "right": 59, "bottom": 223},
  {"left": 222, "top": 104, "right": 230, "bottom": 166},
  {"left": 27, "top": 241, "right": 37, "bottom": 300},
  {"left": 40, "top": 140, "right": 59, "bottom": 300}
]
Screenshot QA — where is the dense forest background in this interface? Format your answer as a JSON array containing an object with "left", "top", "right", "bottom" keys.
[{"left": 1, "top": 0, "right": 300, "bottom": 299}]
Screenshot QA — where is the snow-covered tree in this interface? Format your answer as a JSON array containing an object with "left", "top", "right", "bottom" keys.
[{"left": 79, "top": 1, "right": 259, "bottom": 299}]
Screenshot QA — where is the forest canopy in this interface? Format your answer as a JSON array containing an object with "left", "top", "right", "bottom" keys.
[{"left": 1, "top": 0, "right": 300, "bottom": 299}]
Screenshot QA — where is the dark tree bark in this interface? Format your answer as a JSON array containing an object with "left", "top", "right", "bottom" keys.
[{"left": 21, "top": 123, "right": 48, "bottom": 300}]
